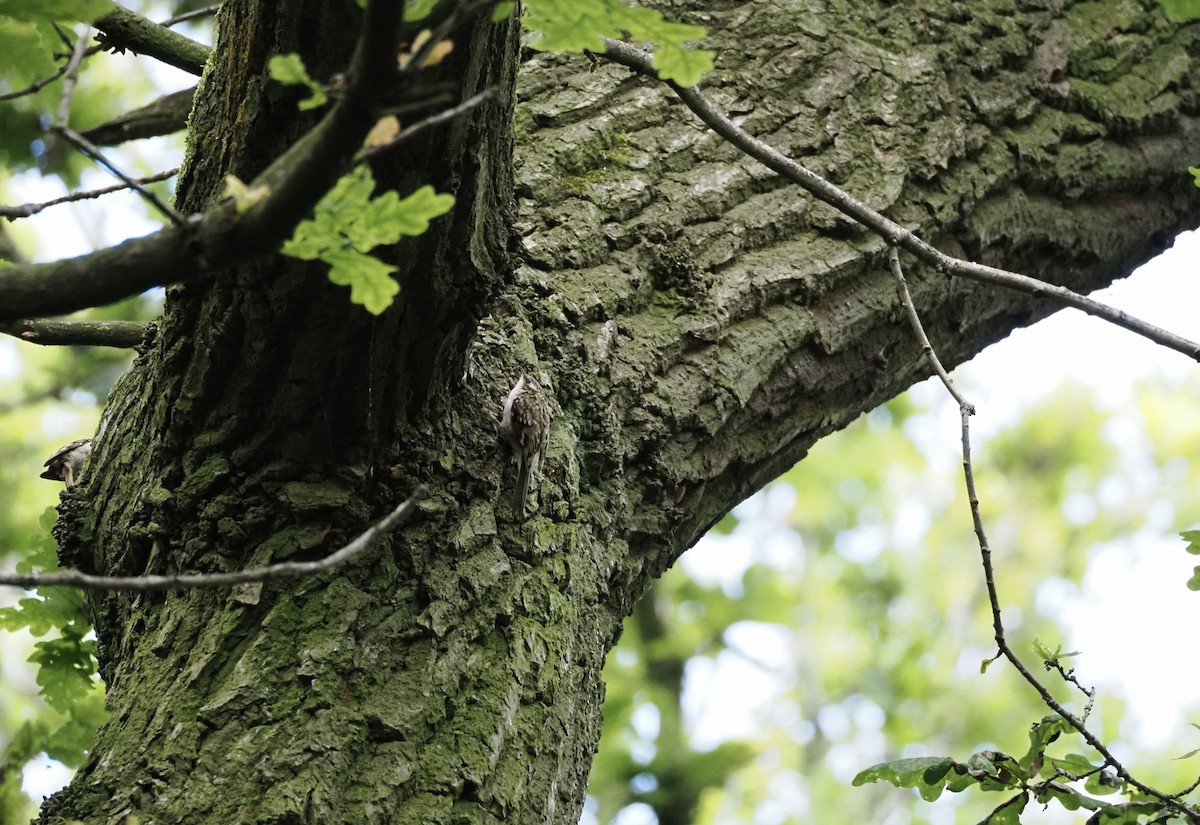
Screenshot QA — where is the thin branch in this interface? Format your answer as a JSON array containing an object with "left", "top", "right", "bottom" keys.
[
  {"left": 1044, "top": 657, "right": 1097, "bottom": 722},
  {"left": 361, "top": 87, "right": 499, "bottom": 161},
  {"left": 960, "top": 391, "right": 1199, "bottom": 820},
  {"left": 0, "top": 169, "right": 178, "bottom": 220},
  {"left": 50, "top": 23, "right": 75, "bottom": 52},
  {"left": 600, "top": 39, "right": 1200, "bottom": 364},
  {"left": 0, "top": 319, "right": 148, "bottom": 349},
  {"left": 93, "top": 5, "right": 210, "bottom": 76},
  {"left": 52, "top": 126, "right": 184, "bottom": 225},
  {"left": 44, "top": 31, "right": 180, "bottom": 227},
  {"left": 55, "top": 26, "right": 91, "bottom": 129},
  {"left": 0, "top": 62, "right": 70, "bottom": 102},
  {"left": 888, "top": 247, "right": 974, "bottom": 414},
  {"left": 0, "top": 488, "right": 425, "bottom": 592},
  {"left": 161, "top": 5, "right": 221, "bottom": 28}
]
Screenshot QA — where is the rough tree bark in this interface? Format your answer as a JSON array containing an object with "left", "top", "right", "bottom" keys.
[{"left": 37, "top": 0, "right": 1199, "bottom": 822}]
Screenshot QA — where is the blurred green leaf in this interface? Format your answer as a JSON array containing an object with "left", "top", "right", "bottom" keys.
[
  {"left": 267, "top": 52, "right": 328, "bottom": 110},
  {"left": 1156, "top": 0, "right": 1200, "bottom": 22},
  {"left": 0, "top": 0, "right": 112, "bottom": 22},
  {"left": 522, "top": 0, "right": 712, "bottom": 85}
]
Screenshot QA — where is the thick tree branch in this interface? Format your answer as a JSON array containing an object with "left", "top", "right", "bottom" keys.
[
  {"left": 0, "top": 319, "right": 148, "bottom": 349},
  {"left": 0, "top": 0, "right": 443, "bottom": 322},
  {"left": 93, "top": 5, "right": 210, "bottom": 76},
  {"left": 0, "top": 489, "right": 424, "bottom": 591},
  {"left": 81, "top": 88, "right": 195, "bottom": 146},
  {"left": 601, "top": 39, "right": 1200, "bottom": 364}
]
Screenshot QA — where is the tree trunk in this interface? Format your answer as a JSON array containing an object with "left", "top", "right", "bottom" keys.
[{"left": 40, "top": 0, "right": 1199, "bottom": 822}]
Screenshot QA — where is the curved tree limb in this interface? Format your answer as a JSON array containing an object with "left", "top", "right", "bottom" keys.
[{"left": 601, "top": 39, "right": 1200, "bottom": 363}]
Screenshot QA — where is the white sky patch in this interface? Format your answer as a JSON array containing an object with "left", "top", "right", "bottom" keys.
[
  {"left": 1055, "top": 537, "right": 1200, "bottom": 747},
  {"left": 0, "top": 340, "right": 22, "bottom": 380}
]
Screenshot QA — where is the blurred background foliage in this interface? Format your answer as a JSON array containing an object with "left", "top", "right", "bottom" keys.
[{"left": 584, "top": 375, "right": 1200, "bottom": 825}]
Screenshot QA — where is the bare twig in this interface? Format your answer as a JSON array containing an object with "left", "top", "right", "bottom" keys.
[
  {"left": 52, "top": 126, "right": 184, "bottom": 225},
  {"left": 361, "top": 88, "right": 499, "bottom": 161},
  {"left": 0, "top": 488, "right": 425, "bottom": 592},
  {"left": 888, "top": 247, "right": 974, "bottom": 414},
  {"left": 960, "top": 400, "right": 1199, "bottom": 820},
  {"left": 55, "top": 27, "right": 91, "bottom": 129},
  {"left": 0, "top": 318, "right": 148, "bottom": 349},
  {"left": 600, "top": 39, "right": 1200, "bottom": 364},
  {"left": 45, "top": 31, "right": 182, "bottom": 225},
  {"left": 161, "top": 5, "right": 220, "bottom": 28},
  {"left": 0, "top": 169, "right": 178, "bottom": 220},
  {"left": 1044, "top": 658, "right": 1097, "bottom": 721}
]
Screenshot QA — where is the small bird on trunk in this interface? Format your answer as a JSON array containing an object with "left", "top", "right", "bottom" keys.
[
  {"left": 498, "top": 374, "right": 552, "bottom": 514},
  {"left": 40, "top": 438, "right": 93, "bottom": 488}
]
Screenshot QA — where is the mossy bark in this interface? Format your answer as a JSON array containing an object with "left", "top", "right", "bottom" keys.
[{"left": 41, "top": 0, "right": 1199, "bottom": 822}]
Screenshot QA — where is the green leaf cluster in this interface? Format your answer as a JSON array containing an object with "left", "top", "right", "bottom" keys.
[
  {"left": 282, "top": 166, "right": 454, "bottom": 314},
  {"left": 854, "top": 715, "right": 1175, "bottom": 824},
  {"left": 266, "top": 53, "right": 328, "bottom": 111},
  {"left": 522, "top": 0, "right": 713, "bottom": 86}
]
